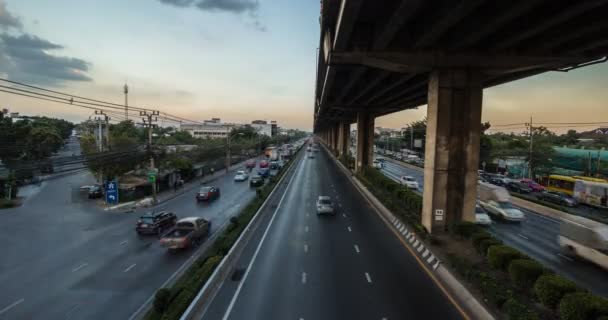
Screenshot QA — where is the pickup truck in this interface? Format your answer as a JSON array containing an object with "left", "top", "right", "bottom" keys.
[{"left": 160, "top": 217, "right": 211, "bottom": 251}]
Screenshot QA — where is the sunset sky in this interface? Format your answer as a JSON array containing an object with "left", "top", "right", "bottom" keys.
[{"left": 1, "top": 0, "right": 607, "bottom": 132}]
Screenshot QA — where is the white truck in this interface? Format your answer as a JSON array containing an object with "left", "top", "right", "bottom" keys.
[
  {"left": 478, "top": 182, "right": 524, "bottom": 222},
  {"left": 559, "top": 215, "right": 608, "bottom": 270}
]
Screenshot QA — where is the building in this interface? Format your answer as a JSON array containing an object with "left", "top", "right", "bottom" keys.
[
  {"left": 375, "top": 127, "right": 400, "bottom": 137},
  {"left": 180, "top": 118, "right": 237, "bottom": 139},
  {"left": 594, "top": 127, "right": 608, "bottom": 135},
  {"left": 251, "top": 120, "right": 274, "bottom": 137}
]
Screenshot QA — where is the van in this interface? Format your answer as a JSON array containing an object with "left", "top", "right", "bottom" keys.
[{"left": 559, "top": 216, "right": 608, "bottom": 270}]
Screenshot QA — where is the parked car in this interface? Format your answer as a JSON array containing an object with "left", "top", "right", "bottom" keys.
[
  {"left": 474, "top": 203, "right": 492, "bottom": 225},
  {"left": 506, "top": 181, "right": 533, "bottom": 194},
  {"left": 316, "top": 196, "right": 335, "bottom": 216},
  {"left": 196, "top": 186, "right": 220, "bottom": 202},
  {"left": 519, "top": 179, "right": 545, "bottom": 192},
  {"left": 160, "top": 217, "right": 211, "bottom": 251},
  {"left": 373, "top": 160, "right": 383, "bottom": 169},
  {"left": 538, "top": 191, "right": 578, "bottom": 207},
  {"left": 245, "top": 160, "right": 256, "bottom": 169},
  {"left": 258, "top": 167, "right": 270, "bottom": 178},
  {"left": 234, "top": 170, "right": 249, "bottom": 182},
  {"left": 399, "top": 176, "right": 419, "bottom": 190},
  {"left": 136, "top": 211, "right": 177, "bottom": 235},
  {"left": 88, "top": 185, "right": 103, "bottom": 199},
  {"left": 259, "top": 160, "right": 269, "bottom": 168},
  {"left": 250, "top": 175, "right": 264, "bottom": 187}
]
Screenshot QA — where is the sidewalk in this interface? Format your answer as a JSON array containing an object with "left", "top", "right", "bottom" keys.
[{"left": 106, "top": 157, "right": 256, "bottom": 212}]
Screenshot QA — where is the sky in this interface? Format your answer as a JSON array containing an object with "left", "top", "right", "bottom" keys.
[{"left": 0, "top": 0, "right": 607, "bottom": 133}]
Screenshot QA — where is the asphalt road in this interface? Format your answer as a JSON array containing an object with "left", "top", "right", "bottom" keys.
[
  {"left": 201, "top": 148, "right": 463, "bottom": 320},
  {"left": 0, "top": 158, "right": 260, "bottom": 319},
  {"left": 377, "top": 156, "right": 608, "bottom": 298}
]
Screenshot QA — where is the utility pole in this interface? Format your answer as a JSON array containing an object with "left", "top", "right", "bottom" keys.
[
  {"left": 141, "top": 110, "right": 159, "bottom": 204},
  {"left": 124, "top": 84, "right": 129, "bottom": 120},
  {"left": 526, "top": 117, "right": 533, "bottom": 179},
  {"left": 410, "top": 126, "right": 414, "bottom": 151},
  {"left": 94, "top": 110, "right": 109, "bottom": 185}
]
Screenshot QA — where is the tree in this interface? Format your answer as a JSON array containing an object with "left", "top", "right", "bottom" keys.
[{"left": 26, "top": 126, "right": 63, "bottom": 160}]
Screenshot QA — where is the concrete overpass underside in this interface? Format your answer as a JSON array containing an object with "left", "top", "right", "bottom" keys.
[{"left": 314, "top": 0, "right": 608, "bottom": 233}]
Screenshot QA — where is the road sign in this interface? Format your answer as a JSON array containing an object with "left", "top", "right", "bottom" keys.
[
  {"left": 105, "top": 180, "right": 119, "bottom": 205},
  {"left": 148, "top": 172, "right": 156, "bottom": 183}
]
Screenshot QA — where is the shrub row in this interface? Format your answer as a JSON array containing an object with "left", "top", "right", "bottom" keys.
[
  {"left": 145, "top": 147, "right": 303, "bottom": 320},
  {"left": 452, "top": 222, "right": 608, "bottom": 320}
]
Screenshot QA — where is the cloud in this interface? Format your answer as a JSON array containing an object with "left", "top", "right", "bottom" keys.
[
  {"left": 0, "top": 0, "right": 22, "bottom": 30},
  {"left": 0, "top": 33, "right": 92, "bottom": 86},
  {"left": 196, "top": 0, "right": 258, "bottom": 13},
  {"left": 158, "top": 0, "right": 266, "bottom": 31}
]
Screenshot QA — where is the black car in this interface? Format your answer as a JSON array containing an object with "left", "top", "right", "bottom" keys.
[
  {"left": 136, "top": 211, "right": 177, "bottom": 235},
  {"left": 506, "top": 182, "right": 533, "bottom": 194},
  {"left": 250, "top": 175, "right": 264, "bottom": 187},
  {"left": 88, "top": 185, "right": 103, "bottom": 199},
  {"left": 537, "top": 191, "right": 578, "bottom": 207}
]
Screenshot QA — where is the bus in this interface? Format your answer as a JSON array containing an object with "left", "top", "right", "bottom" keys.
[
  {"left": 572, "top": 176, "right": 607, "bottom": 183},
  {"left": 546, "top": 175, "right": 577, "bottom": 195},
  {"left": 573, "top": 180, "right": 608, "bottom": 209},
  {"left": 559, "top": 215, "right": 608, "bottom": 270}
]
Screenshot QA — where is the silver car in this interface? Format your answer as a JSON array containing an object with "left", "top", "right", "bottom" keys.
[{"left": 316, "top": 196, "right": 335, "bottom": 216}]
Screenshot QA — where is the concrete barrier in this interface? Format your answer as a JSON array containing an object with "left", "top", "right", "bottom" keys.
[
  {"left": 324, "top": 144, "right": 494, "bottom": 320},
  {"left": 178, "top": 149, "right": 303, "bottom": 320}
]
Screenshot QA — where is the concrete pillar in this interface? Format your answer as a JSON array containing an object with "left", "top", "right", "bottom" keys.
[
  {"left": 337, "top": 121, "right": 349, "bottom": 157},
  {"left": 356, "top": 112, "right": 374, "bottom": 173},
  {"left": 332, "top": 124, "right": 340, "bottom": 153},
  {"left": 422, "top": 69, "right": 482, "bottom": 234}
]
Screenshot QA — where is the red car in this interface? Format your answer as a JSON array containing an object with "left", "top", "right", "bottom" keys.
[
  {"left": 196, "top": 186, "right": 220, "bottom": 202},
  {"left": 259, "top": 160, "right": 269, "bottom": 168},
  {"left": 519, "top": 179, "right": 545, "bottom": 192},
  {"left": 246, "top": 160, "right": 256, "bottom": 169}
]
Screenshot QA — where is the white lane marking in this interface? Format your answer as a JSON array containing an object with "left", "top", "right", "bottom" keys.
[
  {"left": 72, "top": 263, "right": 88, "bottom": 272},
  {"left": 120, "top": 240, "right": 128, "bottom": 246},
  {"left": 66, "top": 304, "right": 80, "bottom": 318},
  {"left": 518, "top": 234, "right": 530, "bottom": 240},
  {"left": 302, "top": 272, "right": 307, "bottom": 284},
  {"left": 0, "top": 298, "right": 24, "bottom": 316},
  {"left": 427, "top": 255, "right": 436, "bottom": 264},
  {"left": 305, "top": 226, "right": 309, "bottom": 233},
  {"left": 365, "top": 272, "right": 372, "bottom": 283},
  {"left": 222, "top": 157, "right": 302, "bottom": 320},
  {"left": 347, "top": 226, "right": 352, "bottom": 232},
  {"left": 399, "top": 225, "right": 405, "bottom": 233},
  {"left": 124, "top": 264, "right": 137, "bottom": 273},
  {"left": 304, "top": 244, "right": 308, "bottom": 253},
  {"left": 422, "top": 249, "right": 430, "bottom": 258},
  {"left": 354, "top": 244, "right": 360, "bottom": 253},
  {"left": 342, "top": 213, "right": 347, "bottom": 218},
  {"left": 558, "top": 253, "right": 574, "bottom": 262}
]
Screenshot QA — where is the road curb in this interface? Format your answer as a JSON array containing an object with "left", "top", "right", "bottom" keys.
[
  {"left": 325, "top": 144, "right": 494, "bottom": 320},
  {"left": 179, "top": 148, "right": 304, "bottom": 320}
]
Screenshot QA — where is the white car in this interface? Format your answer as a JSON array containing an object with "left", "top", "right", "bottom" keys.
[
  {"left": 234, "top": 170, "right": 249, "bottom": 182},
  {"left": 474, "top": 203, "right": 492, "bottom": 225},
  {"left": 373, "top": 160, "right": 383, "bottom": 169},
  {"left": 316, "top": 196, "right": 335, "bottom": 216},
  {"left": 481, "top": 200, "right": 525, "bottom": 222},
  {"left": 400, "top": 176, "right": 419, "bottom": 190}
]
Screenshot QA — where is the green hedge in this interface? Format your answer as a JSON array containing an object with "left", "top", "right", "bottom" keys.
[
  {"left": 534, "top": 274, "right": 580, "bottom": 309},
  {"left": 478, "top": 238, "right": 503, "bottom": 256},
  {"left": 508, "top": 259, "right": 544, "bottom": 288},
  {"left": 477, "top": 271, "right": 512, "bottom": 307},
  {"left": 501, "top": 298, "right": 540, "bottom": 320},
  {"left": 558, "top": 292, "right": 608, "bottom": 320},
  {"left": 471, "top": 231, "right": 492, "bottom": 248},
  {"left": 452, "top": 221, "right": 480, "bottom": 239},
  {"left": 488, "top": 245, "right": 523, "bottom": 270}
]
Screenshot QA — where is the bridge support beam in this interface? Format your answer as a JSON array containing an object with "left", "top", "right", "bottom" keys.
[
  {"left": 337, "top": 121, "right": 350, "bottom": 157},
  {"left": 356, "top": 112, "right": 374, "bottom": 173},
  {"left": 422, "top": 69, "right": 482, "bottom": 234}
]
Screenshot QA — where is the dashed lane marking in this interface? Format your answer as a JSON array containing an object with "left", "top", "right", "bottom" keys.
[
  {"left": 120, "top": 240, "right": 128, "bottom": 246},
  {"left": 518, "top": 234, "right": 530, "bottom": 240},
  {"left": 304, "top": 244, "right": 308, "bottom": 253},
  {"left": 347, "top": 226, "right": 352, "bottom": 232},
  {"left": 354, "top": 244, "right": 360, "bottom": 253},
  {"left": 558, "top": 253, "right": 574, "bottom": 262},
  {"left": 301, "top": 272, "right": 307, "bottom": 284},
  {"left": 72, "top": 263, "right": 88, "bottom": 272},
  {"left": 124, "top": 264, "right": 137, "bottom": 273},
  {"left": 0, "top": 299, "right": 24, "bottom": 316},
  {"left": 365, "top": 272, "right": 372, "bottom": 283},
  {"left": 305, "top": 226, "right": 309, "bottom": 233}
]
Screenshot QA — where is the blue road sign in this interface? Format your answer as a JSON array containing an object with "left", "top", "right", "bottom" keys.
[{"left": 105, "top": 180, "right": 119, "bottom": 205}]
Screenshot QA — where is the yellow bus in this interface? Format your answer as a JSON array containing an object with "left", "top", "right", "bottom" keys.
[
  {"left": 572, "top": 176, "right": 608, "bottom": 183},
  {"left": 546, "top": 175, "right": 577, "bottom": 195}
]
